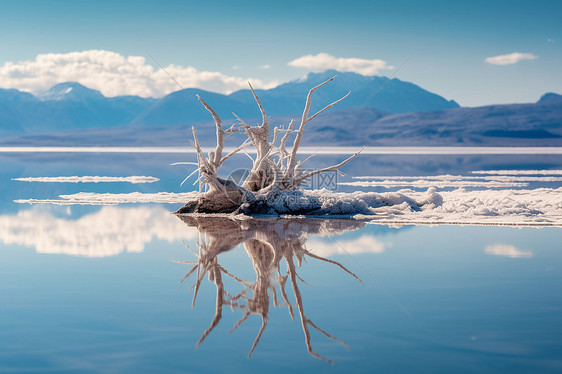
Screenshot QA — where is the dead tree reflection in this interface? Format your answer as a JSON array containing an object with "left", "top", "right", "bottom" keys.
[{"left": 174, "top": 216, "right": 365, "bottom": 364}]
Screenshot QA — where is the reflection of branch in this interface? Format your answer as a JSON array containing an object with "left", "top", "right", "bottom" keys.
[
  {"left": 242, "top": 239, "right": 272, "bottom": 357},
  {"left": 196, "top": 264, "right": 223, "bottom": 347},
  {"left": 295, "top": 272, "right": 312, "bottom": 288},
  {"left": 173, "top": 216, "right": 365, "bottom": 363},
  {"left": 171, "top": 261, "right": 198, "bottom": 283},
  {"left": 277, "top": 269, "right": 294, "bottom": 320},
  {"left": 286, "top": 248, "right": 346, "bottom": 365},
  {"left": 248, "top": 316, "right": 268, "bottom": 358},
  {"left": 305, "top": 251, "right": 363, "bottom": 286}
]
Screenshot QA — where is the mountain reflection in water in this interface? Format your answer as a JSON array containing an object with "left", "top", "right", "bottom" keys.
[{"left": 174, "top": 215, "right": 365, "bottom": 364}]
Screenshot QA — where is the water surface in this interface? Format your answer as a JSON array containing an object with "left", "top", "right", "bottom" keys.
[{"left": 0, "top": 150, "right": 561, "bottom": 373}]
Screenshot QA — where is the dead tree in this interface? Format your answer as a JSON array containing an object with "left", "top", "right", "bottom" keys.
[{"left": 175, "top": 77, "right": 361, "bottom": 214}]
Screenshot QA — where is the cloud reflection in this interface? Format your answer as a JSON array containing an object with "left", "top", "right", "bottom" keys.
[
  {"left": 485, "top": 244, "right": 533, "bottom": 258},
  {"left": 0, "top": 206, "right": 197, "bottom": 257},
  {"left": 307, "top": 236, "right": 387, "bottom": 256}
]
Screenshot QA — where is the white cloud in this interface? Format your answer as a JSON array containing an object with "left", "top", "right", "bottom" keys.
[
  {"left": 0, "top": 50, "right": 278, "bottom": 97},
  {"left": 485, "top": 244, "right": 533, "bottom": 258},
  {"left": 259, "top": 64, "right": 271, "bottom": 69},
  {"left": 307, "top": 235, "right": 387, "bottom": 257},
  {"left": 484, "top": 52, "right": 537, "bottom": 65},
  {"left": 288, "top": 53, "right": 393, "bottom": 75},
  {"left": 0, "top": 206, "right": 197, "bottom": 257}
]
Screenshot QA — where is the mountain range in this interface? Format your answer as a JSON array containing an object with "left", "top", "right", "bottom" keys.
[{"left": 0, "top": 70, "right": 560, "bottom": 146}]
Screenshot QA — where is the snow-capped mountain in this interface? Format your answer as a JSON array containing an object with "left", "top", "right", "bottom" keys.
[
  {"left": 40, "top": 82, "right": 105, "bottom": 101},
  {"left": 0, "top": 71, "right": 560, "bottom": 147}
]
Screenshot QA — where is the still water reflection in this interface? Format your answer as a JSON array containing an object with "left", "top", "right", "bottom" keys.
[
  {"left": 174, "top": 216, "right": 365, "bottom": 364},
  {"left": 1, "top": 206, "right": 561, "bottom": 373}
]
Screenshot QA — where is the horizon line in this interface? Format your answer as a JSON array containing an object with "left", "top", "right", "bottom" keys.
[{"left": 1, "top": 146, "right": 561, "bottom": 155}]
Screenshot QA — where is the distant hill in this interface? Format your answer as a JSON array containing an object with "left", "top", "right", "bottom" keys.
[
  {"left": 0, "top": 82, "right": 155, "bottom": 136},
  {"left": 0, "top": 88, "right": 38, "bottom": 136},
  {"left": 538, "top": 92, "right": 562, "bottom": 104},
  {"left": 132, "top": 70, "right": 459, "bottom": 127},
  {"left": 0, "top": 71, "right": 560, "bottom": 147},
  {"left": 0, "top": 71, "right": 458, "bottom": 136},
  {"left": 130, "top": 88, "right": 251, "bottom": 126},
  {"left": 300, "top": 97, "right": 562, "bottom": 146},
  {"left": 2, "top": 96, "right": 561, "bottom": 147},
  {"left": 229, "top": 70, "right": 459, "bottom": 114}
]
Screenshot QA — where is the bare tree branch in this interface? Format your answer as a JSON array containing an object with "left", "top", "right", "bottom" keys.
[
  {"left": 306, "top": 91, "right": 350, "bottom": 124},
  {"left": 248, "top": 82, "right": 268, "bottom": 133},
  {"left": 219, "top": 139, "right": 251, "bottom": 167},
  {"left": 296, "top": 148, "right": 363, "bottom": 185},
  {"left": 286, "top": 76, "right": 347, "bottom": 179},
  {"left": 197, "top": 94, "right": 224, "bottom": 165}
]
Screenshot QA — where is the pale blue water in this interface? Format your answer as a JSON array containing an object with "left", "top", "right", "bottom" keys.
[{"left": 0, "top": 151, "right": 561, "bottom": 373}]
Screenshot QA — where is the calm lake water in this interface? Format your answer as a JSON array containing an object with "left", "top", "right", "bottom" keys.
[{"left": 1, "top": 149, "right": 561, "bottom": 373}]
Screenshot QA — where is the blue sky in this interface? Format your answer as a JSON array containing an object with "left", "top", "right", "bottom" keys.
[{"left": 0, "top": 0, "right": 560, "bottom": 106}]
